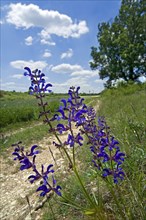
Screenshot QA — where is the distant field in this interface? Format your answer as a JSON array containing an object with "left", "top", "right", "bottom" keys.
[
  {"left": 0, "top": 91, "right": 68, "bottom": 131},
  {"left": 0, "top": 91, "right": 98, "bottom": 131},
  {"left": 0, "top": 91, "right": 97, "bottom": 150}
]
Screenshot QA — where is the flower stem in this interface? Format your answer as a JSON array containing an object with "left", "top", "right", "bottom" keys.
[
  {"left": 48, "top": 198, "right": 56, "bottom": 220},
  {"left": 73, "top": 166, "right": 96, "bottom": 209}
]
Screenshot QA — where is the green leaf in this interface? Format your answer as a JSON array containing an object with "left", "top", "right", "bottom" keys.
[{"left": 84, "top": 209, "right": 96, "bottom": 215}]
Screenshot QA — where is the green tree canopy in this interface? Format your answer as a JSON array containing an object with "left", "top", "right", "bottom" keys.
[{"left": 90, "top": 0, "right": 146, "bottom": 87}]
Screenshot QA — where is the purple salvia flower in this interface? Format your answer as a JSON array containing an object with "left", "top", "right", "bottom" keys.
[
  {"left": 27, "top": 145, "right": 40, "bottom": 156},
  {"left": 20, "top": 157, "right": 32, "bottom": 170},
  {"left": 66, "top": 134, "right": 74, "bottom": 147},
  {"left": 28, "top": 171, "right": 41, "bottom": 184},
  {"left": 24, "top": 67, "right": 52, "bottom": 95},
  {"left": 36, "top": 185, "right": 51, "bottom": 197},
  {"left": 12, "top": 151, "right": 25, "bottom": 161},
  {"left": 75, "top": 133, "right": 84, "bottom": 146},
  {"left": 56, "top": 124, "right": 68, "bottom": 134},
  {"left": 88, "top": 117, "right": 126, "bottom": 184}
]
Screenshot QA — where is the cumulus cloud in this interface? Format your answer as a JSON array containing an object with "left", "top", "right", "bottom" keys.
[
  {"left": 39, "top": 30, "right": 56, "bottom": 45},
  {"left": 49, "top": 63, "right": 103, "bottom": 93},
  {"left": 0, "top": 20, "right": 4, "bottom": 25},
  {"left": 10, "top": 60, "right": 48, "bottom": 70},
  {"left": 65, "top": 76, "right": 88, "bottom": 87},
  {"left": 52, "top": 76, "right": 88, "bottom": 93},
  {"left": 51, "top": 75, "right": 104, "bottom": 93},
  {"left": 51, "top": 63, "right": 83, "bottom": 74},
  {"left": 51, "top": 63, "right": 100, "bottom": 78},
  {"left": 61, "top": 48, "right": 73, "bottom": 59},
  {"left": 12, "top": 74, "right": 24, "bottom": 79},
  {"left": 6, "top": 3, "right": 89, "bottom": 39},
  {"left": 25, "top": 36, "right": 33, "bottom": 45},
  {"left": 1, "top": 81, "right": 29, "bottom": 92},
  {"left": 43, "top": 49, "right": 52, "bottom": 58},
  {"left": 1, "top": 81, "right": 15, "bottom": 91},
  {"left": 71, "top": 69, "right": 99, "bottom": 77},
  {"left": 3, "top": 82, "right": 15, "bottom": 86}
]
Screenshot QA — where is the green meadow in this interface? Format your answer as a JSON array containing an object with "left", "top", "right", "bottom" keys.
[
  {"left": 41, "top": 82, "right": 146, "bottom": 220},
  {"left": 0, "top": 82, "right": 146, "bottom": 219}
]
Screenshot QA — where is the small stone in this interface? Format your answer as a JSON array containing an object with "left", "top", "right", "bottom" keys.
[{"left": 92, "top": 187, "right": 97, "bottom": 192}]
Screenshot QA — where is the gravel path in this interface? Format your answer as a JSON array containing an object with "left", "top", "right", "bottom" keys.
[
  {"left": 0, "top": 135, "right": 62, "bottom": 220},
  {"left": 0, "top": 129, "right": 81, "bottom": 220}
]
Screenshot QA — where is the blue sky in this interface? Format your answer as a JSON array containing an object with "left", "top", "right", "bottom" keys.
[{"left": 0, "top": 0, "right": 121, "bottom": 93}]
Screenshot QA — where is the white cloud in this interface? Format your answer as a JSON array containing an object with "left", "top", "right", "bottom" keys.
[
  {"left": 51, "top": 75, "right": 103, "bottom": 93},
  {"left": 65, "top": 76, "right": 88, "bottom": 87},
  {"left": 10, "top": 60, "right": 48, "bottom": 70},
  {"left": 39, "top": 30, "right": 56, "bottom": 46},
  {"left": 3, "top": 82, "right": 15, "bottom": 86},
  {"left": 1, "top": 81, "right": 29, "bottom": 92},
  {"left": 61, "top": 48, "right": 73, "bottom": 59},
  {"left": 52, "top": 76, "right": 89, "bottom": 93},
  {"left": 43, "top": 50, "right": 52, "bottom": 58},
  {"left": 25, "top": 36, "right": 33, "bottom": 45},
  {"left": 1, "top": 81, "right": 16, "bottom": 91},
  {"left": 50, "top": 65, "right": 103, "bottom": 93},
  {"left": 40, "top": 38, "right": 56, "bottom": 46},
  {"left": 51, "top": 63, "right": 83, "bottom": 74},
  {"left": 6, "top": 3, "right": 89, "bottom": 38},
  {"left": 71, "top": 69, "right": 99, "bottom": 77},
  {"left": 51, "top": 63, "right": 99, "bottom": 78},
  {"left": 12, "top": 74, "right": 24, "bottom": 79},
  {"left": 0, "top": 20, "right": 4, "bottom": 25},
  {"left": 95, "top": 79, "right": 102, "bottom": 83}
]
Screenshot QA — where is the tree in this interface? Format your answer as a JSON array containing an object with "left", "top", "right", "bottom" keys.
[{"left": 90, "top": 0, "right": 146, "bottom": 87}]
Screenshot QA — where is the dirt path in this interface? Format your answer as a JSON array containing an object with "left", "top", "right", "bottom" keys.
[
  {"left": 0, "top": 99, "right": 100, "bottom": 220},
  {"left": 0, "top": 135, "right": 59, "bottom": 220}
]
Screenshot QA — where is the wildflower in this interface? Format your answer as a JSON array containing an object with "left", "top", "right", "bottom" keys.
[
  {"left": 20, "top": 157, "right": 32, "bottom": 170},
  {"left": 12, "top": 142, "right": 62, "bottom": 197},
  {"left": 24, "top": 67, "right": 52, "bottom": 95},
  {"left": 27, "top": 145, "right": 40, "bottom": 156},
  {"left": 12, "top": 144, "right": 39, "bottom": 162},
  {"left": 88, "top": 117, "right": 126, "bottom": 184},
  {"left": 37, "top": 175, "right": 62, "bottom": 197},
  {"left": 24, "top": 67, "right": 54, "bottom": 125}
]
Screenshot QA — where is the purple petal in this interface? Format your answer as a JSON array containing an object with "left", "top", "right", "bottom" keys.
[
  {"left": 24, "top": 67, "right": 31, "bottom": 76},
  {"left": 27, "top": 145, "right": 39, "bottom": 156},
  {"left": 61, "top": 99, "right": 67, "bottom": 108},
  {"left": 47, "top": 164, "right": 54, "bottom": 173},
  {"left": 54, "top": 185, "right": 62, "bottom": 196}
]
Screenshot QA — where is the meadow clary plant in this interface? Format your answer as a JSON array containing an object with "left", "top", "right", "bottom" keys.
[
  {"left": 88, "top": 116, "right": 125, "bottom": 184},
  {"left": 12, "top": 142, "right": 62, "bottom": 197},
  {"left": 12, "top": 67, "right": 126, "bottom": 219}
]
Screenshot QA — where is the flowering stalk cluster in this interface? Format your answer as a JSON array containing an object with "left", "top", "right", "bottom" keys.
[
  {"left": 24, "top": 67, "right": 52, "bottom": 95},
  {"left": 12, "top": 66, "right": 126, "bottom": 215},
  {"left": 85, "top": 116, "right": 125, "bottom": 184},
  {"left": 12, "top": 142, "right": 61, "bottom": 197},
  {"left": 52, "top": 86, "right": 87, "bottom": 149},
  {"left": 24, "top": 67, "right": 52, "bottom": 123},
  {"left": 23, "top": 67, "right": 126, "bottom": 183}
]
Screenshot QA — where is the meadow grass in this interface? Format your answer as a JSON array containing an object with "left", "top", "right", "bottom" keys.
[
  {"left": 0, "top": 91, "right": 69, "bottom": 131},
  {"left": 1, "top": 83, "right": 145, "bottom": 219},
  {"left": 97, "top": 82, "right": 146, "bottom": 219},
  {"left": 0, "top": 92, "right": 95, "bottom": 152},
  {"left": 0, "top": 92, "right": 68, "bottom": 153},
  {"left": 40, "top": 83, "right": 146, "bottom": 220}
]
